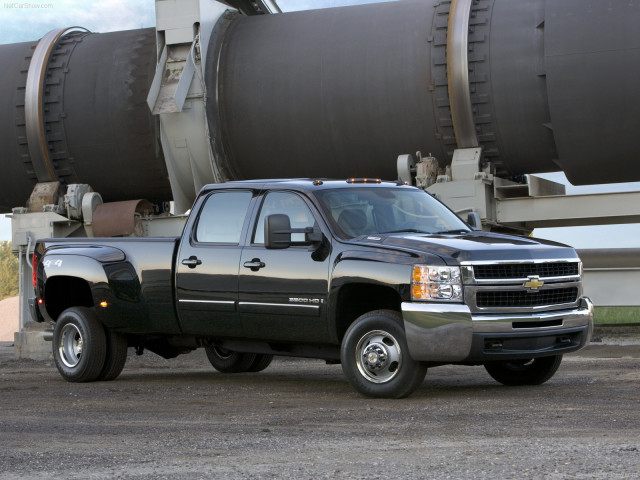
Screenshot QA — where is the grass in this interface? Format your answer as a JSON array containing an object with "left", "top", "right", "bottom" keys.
[{"left": 594, "top": 307, "right": 640, "bottom": 325}]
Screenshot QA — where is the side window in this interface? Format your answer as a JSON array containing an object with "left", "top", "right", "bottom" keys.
[
  {"left": 195, "top": 191, "right": 252, "bottom": 244},
  {"left": 254, "top": 192, "right": 315, "bottom": 244}
]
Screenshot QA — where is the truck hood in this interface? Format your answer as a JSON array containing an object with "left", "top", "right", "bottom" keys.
[{"left": 364, "top": 231, "right": 578, "bottom": 264}]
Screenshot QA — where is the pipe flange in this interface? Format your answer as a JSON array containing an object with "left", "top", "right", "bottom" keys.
[
  {"left": 24, "top": 27, "right": 89, "bottom": 183},
  {"left": 446, "top": 0, "right": 477, "bottom": 149}
]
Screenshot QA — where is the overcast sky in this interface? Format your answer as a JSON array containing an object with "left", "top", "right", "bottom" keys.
[
  {"left": 0, "top": 0, "right": 388, "bottom": 44},
  {"left": 1, "top": 0, "right": 638, "bottom": 247}
]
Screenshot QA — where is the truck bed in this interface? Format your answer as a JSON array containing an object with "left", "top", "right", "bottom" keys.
[{"left": 37, "top": 237, "right": 181, "bottom": 335}]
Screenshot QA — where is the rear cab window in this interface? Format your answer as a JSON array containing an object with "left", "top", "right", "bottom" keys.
[{"left": 194, "top": 191, "right": 253, "bottom": 244}]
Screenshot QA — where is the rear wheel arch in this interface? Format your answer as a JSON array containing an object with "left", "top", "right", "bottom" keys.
[{"left": 44, "top": 276, "right": 93, "bottom": 321}]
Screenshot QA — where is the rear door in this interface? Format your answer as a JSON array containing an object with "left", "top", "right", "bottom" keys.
[
  {"left": 175, "top": 189, "right": 255, "bottom": 336},
  {"left": 238, "top": 191, "right": 332, "bottom": 343}
]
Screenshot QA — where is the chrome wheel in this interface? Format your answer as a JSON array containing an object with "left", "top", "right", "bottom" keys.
[
  {"left": 355, "top": 329, "right": 401, "bottom": 384},
  {"left": 59, "top": 323, "right": 83, "bottom": 368},
  {"left": 52, "top": 307, "right": 107, "bottom": 383},
  {"left": 341, "top": 310, "right": 427, "bottom": 398}
]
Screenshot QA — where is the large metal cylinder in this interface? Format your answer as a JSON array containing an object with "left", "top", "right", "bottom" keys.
[
  {"left": 0, "top": 28, "right": 170, "bottom": 211},
  {"left": 0, "top": 40, "right": 40, "bottom": 212},
  {"left": 215, "top": 0, "right": 450, "bottom": 180},
  {"left": 0, "top": 0, "right": 639, "bottom": 212},
  {"left": 215, "top": 0, "right": 640, "bottom": 184}
]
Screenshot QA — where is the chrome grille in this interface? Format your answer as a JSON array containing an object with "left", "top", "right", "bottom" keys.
[
  {"left": 464, "top": 260, "right": 582, "bottom": 313},
  {"left": 476, "top": 287, "right": 579, "bottom": 308},
  {"left": 473, "top": 262, "right": 579, "bottom": 279}
]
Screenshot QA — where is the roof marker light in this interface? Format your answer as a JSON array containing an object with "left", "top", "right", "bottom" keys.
[{"left": 346, "top": 178, "right": 381, "bottom": 184}]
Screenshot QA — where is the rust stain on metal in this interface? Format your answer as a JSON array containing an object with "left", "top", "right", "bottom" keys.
[
  {"left": 28, "top": 181, "right": 62, "bottom": 213},
  {"left": 92, "top": 200, "right": 153, "bottom": 237}
]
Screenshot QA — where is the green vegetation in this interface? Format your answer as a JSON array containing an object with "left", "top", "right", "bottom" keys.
[
  {"left": 0, "top": 241, "right": 19, "bottom": 301},
  {"left": 594, "top": 306, "right": 640, "bottom": 325}
]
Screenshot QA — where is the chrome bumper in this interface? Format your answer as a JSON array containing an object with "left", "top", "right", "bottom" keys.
[{"left": 402, "top": 297, "right": 594, "bottom": 362}]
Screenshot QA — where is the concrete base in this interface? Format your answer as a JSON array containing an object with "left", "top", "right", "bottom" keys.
[{"left": 14, "top": 322, "right": 52, "bottom": 361}]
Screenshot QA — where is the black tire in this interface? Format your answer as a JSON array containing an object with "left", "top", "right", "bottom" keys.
[
  {"left": 247, "top": 354, "right": 274, "bottom": 373},
  {"left": 97, "top": 329, "right": 128, "bottom": 381},
  {"left": 484, "top": 355, "right": 563, "bottom": 386},
  {"left": 340, "top": 310, "right": 427, "bottom": 399},
  {"left": 52, "top": 307, "right": 107, "bottom": 383},
  {"left": 204, "top": 346, "right": 257, "bottom": 373}
]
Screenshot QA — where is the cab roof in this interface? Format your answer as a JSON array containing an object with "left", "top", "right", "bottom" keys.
[{"left": 201, "top": 178, "right": 413, "bottom": 194}]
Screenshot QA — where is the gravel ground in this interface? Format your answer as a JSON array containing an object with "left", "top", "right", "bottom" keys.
[
  {"left": 0, "top": 340, "right": 639, "bottom": 479},
  {"left": 0, "top": 296, "right": 18, "bottom": 342}
]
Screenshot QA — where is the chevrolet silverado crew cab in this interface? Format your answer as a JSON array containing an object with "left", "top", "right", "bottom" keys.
[{"left": 33, "top": 179, "right": 594, "bottom": 398}]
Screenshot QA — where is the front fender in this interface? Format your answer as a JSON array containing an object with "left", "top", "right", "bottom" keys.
[{"left": 326, "top": 249, "right": 417, "bottom": 341}]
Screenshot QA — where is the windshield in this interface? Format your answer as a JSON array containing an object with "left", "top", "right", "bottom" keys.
[{"left": 314, "top": 187, "right": 470, "bottom": 239}]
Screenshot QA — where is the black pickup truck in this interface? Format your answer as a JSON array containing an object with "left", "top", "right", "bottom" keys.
[{"left": 33, "top": 179, "right": 593, "bottom": 398}]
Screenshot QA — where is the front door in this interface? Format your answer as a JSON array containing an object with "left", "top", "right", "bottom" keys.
[
  {"left": 175, "top": 189, "right": 254, "bottom": 336},
  {"left": 238, "top": 191, "right": 332, "bottom": 343}
]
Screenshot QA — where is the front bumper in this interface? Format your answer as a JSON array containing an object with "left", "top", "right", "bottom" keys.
[{"left": 402, "top": 297, "right": 594, "bottom": 362}]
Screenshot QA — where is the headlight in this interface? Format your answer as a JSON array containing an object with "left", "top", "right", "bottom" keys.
[{"left": 412, "top": 265, "right": 463, "bottom": 302}]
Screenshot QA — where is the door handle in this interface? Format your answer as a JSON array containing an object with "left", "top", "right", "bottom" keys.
[
  {"left": 181, "top": 256, "right": 202, "bottom": 268},
  {"left": 243, "top": 258, "right": 266, "bottom": 271}
]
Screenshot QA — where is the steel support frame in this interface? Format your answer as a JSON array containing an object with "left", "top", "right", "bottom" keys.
[
  {"left": 496, "top": 191, "right": 640, "bottom": 229},
  {"left": 148, "top": 0, "right": 231, "bottom": 213}
]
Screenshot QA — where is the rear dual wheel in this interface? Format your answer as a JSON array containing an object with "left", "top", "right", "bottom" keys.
[
  {"left": 204, "top": 346, "right": 273, "bottom": 373},
  {"left": 99, "top": 328, "right": 128, "bottom": 381},
  {"left": 52, "top": 307, "right": 128, "bottom": 382},
  {"left": 247, "top": 353, "right": 274, "bottom": 373}
]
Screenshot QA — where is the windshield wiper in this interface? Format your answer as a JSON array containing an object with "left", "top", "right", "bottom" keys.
[{"left": 380, "top": 229, "right": 431, "bottom": 234}]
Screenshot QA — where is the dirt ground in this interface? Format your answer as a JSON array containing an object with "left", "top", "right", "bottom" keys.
[
  {"left": 0, "top": 337, "right": 639, "bottom": 479},
  {"left": 0, "top": 296, "right": 18, "bottom": 342}
]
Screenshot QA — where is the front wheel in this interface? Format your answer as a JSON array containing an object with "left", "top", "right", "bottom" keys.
[
  {"left": 484, "top": 355, "right": 563, "bottom": 386},
  {"left": 52, "top": 307, "right": 107, "bottom": 383},
  {"left": 341, "top": 310, "right": 427, "bottom": 398},
  {"left": 204, "top": 346, "right": 257, "bottom": 373}
]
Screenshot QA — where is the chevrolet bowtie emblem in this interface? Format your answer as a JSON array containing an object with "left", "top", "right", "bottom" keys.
[{"left": 524, "top": 276, "right": 544, "bottom": 291}]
